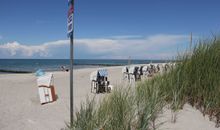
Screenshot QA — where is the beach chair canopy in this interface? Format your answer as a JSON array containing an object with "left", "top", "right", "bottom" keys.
[
  {"left": 90, "top": 69, "right": 108, "bottom": 81},
  {"left": 142, "top": 65, "right": 150, "bottom": 72},
  {"left": 37, "top": 73, "right": 53, "bottom": 87},
  {"left": 98, "top": 69, "right": 108, "bottom": 77},
  {"left": 129, "top": 66, "right": 138, "bottom": 74},
  {"left": 122, "top": 66, "right": 128, "bottom": 73}
]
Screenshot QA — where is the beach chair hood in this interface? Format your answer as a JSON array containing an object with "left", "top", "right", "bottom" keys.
[
  {"left": 37, "top": 73, "right": 53, "bottom": 87},
  {"left": 98, "top": 69, "right": 108, "bottom": 77},
  {"left": 122, "top": 66, "right": 128, "bottom": 73},
  {"left": 129, "top": 66, "right": 138, "bottom": 74}
]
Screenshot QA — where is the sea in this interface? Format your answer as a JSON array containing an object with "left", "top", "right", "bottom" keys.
[{"left": 0, "top": 59, "right": 169, "bottom": 73}]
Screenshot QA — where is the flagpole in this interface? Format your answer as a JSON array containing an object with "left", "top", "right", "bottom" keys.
[
  {"left": 70, "top": 33, "right": 74, "bottom": 126},
  {"left": 68, "top": 0, "right": 74, "bottom": 126}
]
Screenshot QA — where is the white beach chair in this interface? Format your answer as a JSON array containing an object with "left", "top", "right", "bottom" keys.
[
  {"left": 137, "top": 66, "right": 144, "bottom": 80},
  {"left": 90, "top": 70, "right": 98, "bottom": 93},
  {"left": 142, "top": 65, "right": 151, "bottom": 78},
  {"left": 122, "top": 66, "right": 129, "bottom": 80},
  {"left": 36, "top": 72, "right": 56, "bottom": 105},
  {"left": 90, "top": 69, "right": 110, "bottom": 93},
  {"left": 128, "top": 66, "right": 139, "bottom": 83}
]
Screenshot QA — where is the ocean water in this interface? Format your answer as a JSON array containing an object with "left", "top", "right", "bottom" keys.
[{"left": 0, "top": 59, "right": 168, "bottom": 73}]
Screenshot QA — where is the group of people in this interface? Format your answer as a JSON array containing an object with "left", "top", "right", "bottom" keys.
[
  {"left": 122, "top": 63, "right": 176, "bottom": 83},
  {"left": 88, "top": 63, "right": 176, "bottom": 94}
]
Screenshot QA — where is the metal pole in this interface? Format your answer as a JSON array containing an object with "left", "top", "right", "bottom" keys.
[
  {"left": 69, "top": 0, "right": 74, "bottom": 126},
  {"left": 190, "top": 32, "right": 192, "bottom": 52},
  {"left": 70, "top": 34, "right": 74, "bottom": 126}
]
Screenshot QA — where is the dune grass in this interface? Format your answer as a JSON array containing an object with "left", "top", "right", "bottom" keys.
[
  {"left": 67, "top": 85, "right": 164, "bottom": 130},
  {"left": 152, "top": 37, "right": 220, "bottom": 125},
  {"left": 67, "top": 36, "right": 220, "bottom": 129}
]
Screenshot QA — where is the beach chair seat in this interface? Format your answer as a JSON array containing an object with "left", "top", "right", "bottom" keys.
[{"left": 38, "top": 85, "right": 56, "bottom": 104}]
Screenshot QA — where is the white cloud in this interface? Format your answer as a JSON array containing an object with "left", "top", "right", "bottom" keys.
[
  {"left": 0, "top": 40, "right": 68, "bottom": 58},
  {"left": 110, "top": 35, "right": 143, "bottom": 39},
  {"left": 76, "top": 38, "right": 121, "bottom": 53},
  {"left": 75, "top": 34, "right": 189, "bottom": 59},
  {"left": 0, "top": 34, "right": 189, "bottom": 59}
]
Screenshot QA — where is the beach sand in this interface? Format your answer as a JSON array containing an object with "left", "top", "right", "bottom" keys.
[{"left": 0, "top": 66, "right": 219, "bottom": 130}]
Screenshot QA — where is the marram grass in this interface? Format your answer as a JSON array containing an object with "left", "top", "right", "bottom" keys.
[
  {"left": 156, "top": 37, "right": 220, "bottom": 126},
  {"left": 67, "top": 85, "right": 164, "bottom": 130},
  {"left": 67, "top": 36, "right": 220, "bottom": 129}
]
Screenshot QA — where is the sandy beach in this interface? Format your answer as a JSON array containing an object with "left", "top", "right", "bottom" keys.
[{"left": 0, "top": 66, "right": 220, "bottom": 130}]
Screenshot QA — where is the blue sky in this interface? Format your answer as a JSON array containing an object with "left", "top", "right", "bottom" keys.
[{"left": 0, "top": 0, "right": 220, "bottom": 59}]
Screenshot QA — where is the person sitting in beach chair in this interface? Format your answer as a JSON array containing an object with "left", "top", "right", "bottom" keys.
[{"left": 90, "top": 69, "right": 110, "bottom": 93}]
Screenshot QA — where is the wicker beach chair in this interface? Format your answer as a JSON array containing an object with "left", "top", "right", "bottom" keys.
[
  {"left": 128, "top": 66, "right": 139, "bottom": 83},
  {"left": 122, "top": 66, "right": 129, "bottom": 80},
  {"left": 90, "top": 69, "right": 110, "bottom": 93},
  {"left": 36, "top": 71, "right": 56, "bottom": 104}
]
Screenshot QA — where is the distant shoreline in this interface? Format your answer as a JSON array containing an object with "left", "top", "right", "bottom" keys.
[
  {"left": 0, "top": 59, "right": 173, "bottom": 74},
  {"left": 0, "top": 64, "right": 119, "bottom": 74}
]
